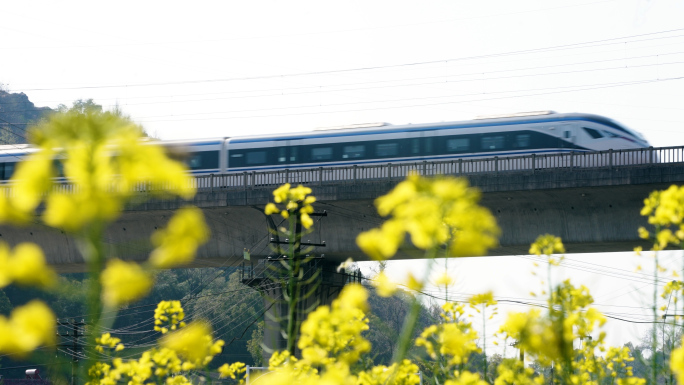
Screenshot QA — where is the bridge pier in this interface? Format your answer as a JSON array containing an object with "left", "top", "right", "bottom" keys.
[{"left": 241, "top": 258, "right": 362, "bottom": 362}]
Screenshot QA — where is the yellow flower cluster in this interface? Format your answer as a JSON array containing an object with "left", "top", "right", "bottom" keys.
[
  {"left": 154, "top": 300, "right": 186, "bottom": 334},
  {"left": 88, "top": 348, "right": 191, "bottom": 385},
  {"left": 416, "top": 303, "right": 481, "bottom": 366},
  {"left": 417, "top": 323, "right": 481, "bottom": 365},
  {"left": 218, "top": 362, "right": 246, "bottom": 380},
  {"left": 160, "top": 321, "right": 224, "bottom": 367},
  {"left": 441, "top": 302, "right": 467, "bottom": 323},
  {"left": 264, "top": 183, "right": 316, "bottom": 229},
  {"left": 358, "top": 360, "right": 421, "bottom": 385},
  {"left": 0, "top": 300, "right": 56, "bottom": 356},
  {"left": 88, "top": 308, "right": 224, "bottom": 385},
  {"left": 99, "top": 208, "right": 209, "bottom": 307},
  {"left": 0, "top": 242, "right": 56, "bottom": 289},
  {"left": 356, "top": 174, "right": 500, "bottom": 260},
  {"left": 101, "top": 259, "right": 153, "bottom": 307},
  {"left": 493, "top": 358, "right": 544, "bottom": 385},
  {"left": 469, "top": 291, "right": 498, "bottom": 308},
  {"left": 445, "top": 370, "right": 489, "bottom": 385},
  {"left": 529, "top": 234, "right": 565, "bottom": 257},
  {"left": 0, "top": 109, "right": 211, "bottom": 316},
  {"left": 639, "top": 185, "right": 684, "bottom": 250},
  {"left": 0, "top": 241, "right": 57, "bottom": 357},
  {"left": 671, "top": 339, "right": 684, "bottom": 385},
  {"left": 253, "top": 284, "right": 425, "bottom": 385},
  {"left": 149, "top": 207, "right": 210, "bottom": 269},
  {"left": 95, "top": 333, "right": 124, "bottom": 353},
  {"left": 499, "top": 280, "right": 606, "bottom": 367},
  {"left": 605, "top": 346, "right": 636, "bottom": 378},
  {"left": 372, "top": 271, "right": 398, "bottom": 297},
  {"left": 0, "top": 109, "right": 195, "bottom": 232},
  {"left": 298, "top": 284, "right": 371, "bottom": 365}
]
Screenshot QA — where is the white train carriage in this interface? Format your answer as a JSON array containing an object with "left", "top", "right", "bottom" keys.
[
  {"left": 224, "top": 111, "right": 650, "bottom": 180},
  {"left": 0, "top": 111, "right": 651, "bottom": 185}
]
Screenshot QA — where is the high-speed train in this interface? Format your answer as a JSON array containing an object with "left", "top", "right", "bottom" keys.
[{"left": 0, "top": 111, "right": 650, "bottom": 180}]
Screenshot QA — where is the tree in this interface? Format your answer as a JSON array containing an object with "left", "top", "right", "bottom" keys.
[
  {"left": 57, "top": 99, "right": 102, "bottom": 114},
  {"left": 0, "top": 289, "right": 11, "bottom": 315}
]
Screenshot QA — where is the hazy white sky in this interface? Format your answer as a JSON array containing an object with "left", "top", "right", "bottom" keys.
[
  {"left": 3, "top": 0, "right": 684, "bottom": 356},
  {"left": 2, "top": 0, "right": 684, "bottom": 146}
]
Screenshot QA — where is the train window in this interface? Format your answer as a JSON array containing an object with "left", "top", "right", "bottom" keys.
[
  {"left": 246, "top": 151, "right": 267, "bottom": 165},
  {"left": 186, "top": 151, "right": 220, "bottom": 170},
  {"left": 411, "top": 139, "right": 420, "bottom": 155},
  {"left": 343, "top": 145, "right": 365, "bottom": 159},
  {"left": 278, "top": 148, "right": 287, "bottom": 163},
  {"left": 583, "top": 127, "right": 603, "bottom": 139},
  {"left": 446, "top": 138, "right": 470, "bottom": 152},
  {"left": 290, "top": 147, "right": 298, "bottom": 162},
  {"left": 513, "top": 134, "right": 530, "bottom": 148},
  {"left": 2, "top": 162, "right": 15, "bottom": 180},
  {"left": 311, "top": 147, "right": 333, "bottom": 161},
  {"left": 481, "top": 135, "right": 505, "bottom": 150},
  {"left": 376, "top": 143, "right": 398, "bottom": 157},
  {"left": 423, "top": 137, "right": 434, "bottom": 154},
  {"left": 602, "top": 130, "right": 619, "bottom": 138},
  {"left": 188, "top": 155, "right": 202, "bottom": 169}
]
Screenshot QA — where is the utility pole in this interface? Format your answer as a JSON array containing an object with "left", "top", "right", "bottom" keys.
[
  {"left": 511, "top": 341, "right": 524, "bottom": 363},
  {"left": 57, "top": 319, "right": 86, "bottom": 385}
]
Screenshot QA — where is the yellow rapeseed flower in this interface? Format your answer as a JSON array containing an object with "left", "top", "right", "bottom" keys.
[
  {"left": 218, "top": 362, "right": 246, "bottom": 379},
  {"left": 434, "top": 271, "right": 455, "bottom": 288},
  {"left": 357, "top": 174, "right": 499, "bottom": 261},
  {"left": 529, "top": 234, "right": 565, "bottom": 256},
  {"left": 297, "top": 284, "right": 370, "bottom": 365},
  {"left": 10, "top": 109, "right": 197, "bottom": 233},
  {"left": 149, "top": 207, "right": 210, "bottom": 269},
  {"left": 0, "top": 300, "right": 56, "bottom": 356},
  {"left": 154, "top": 301, "right": 186, "bottom": 333},
  {"left": 96, "top": 333, "right": 124, "bottom": 353},
  {"left": 160, "top": 321, "right": 224, "bottom": 367},
  {"left": 101, "top": 259, "right": 153, "bottom": 307},
  {"left": 265, "top": 203, "right": 280, "bottom": 215},
  {"left": 468, "top": 292, "right": 497, "bottom": 307},
  {"left": 9, "top": 243, "right": 57, "bottom": 288},
  {"left": 372, "top": 272, "right": 397, "bottom": 297},
  {"left": 265, "top": 183, "right": 317, "bottom": 229},
  {"left": 0, "top": 242, "right": 57, "bottom": 290}
]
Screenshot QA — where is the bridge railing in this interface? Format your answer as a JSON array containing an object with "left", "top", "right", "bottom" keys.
[
  {"left": 196, "top": 145, "right": 682, "bottom": 191},
  {"left": 0, "top": 146, "right": 681, "bottom": 193}
]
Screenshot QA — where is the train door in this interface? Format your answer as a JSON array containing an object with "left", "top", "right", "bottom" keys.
[{"left": 419, "top": 131, "right": 436, "bottom": 175}]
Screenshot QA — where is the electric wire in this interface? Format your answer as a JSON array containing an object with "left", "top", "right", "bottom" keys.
[{"left": 14, "top": 28, "right": 684, "bottom": 92}]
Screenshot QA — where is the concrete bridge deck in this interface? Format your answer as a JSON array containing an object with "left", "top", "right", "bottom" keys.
[{"left": 1, "top": 146, "right": 682, "bottom": 272}]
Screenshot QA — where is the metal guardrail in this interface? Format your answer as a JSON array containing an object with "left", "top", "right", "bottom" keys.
[
  {"left": 196, "top": 146, "right": 684, "bottom": 192},
  {"left": 2, "top": 146, "right": 681, "bottom": 194}
]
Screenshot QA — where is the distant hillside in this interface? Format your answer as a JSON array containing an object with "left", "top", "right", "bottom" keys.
[{"left": 0, "top": 90, "right": 53, "bottom": 144}]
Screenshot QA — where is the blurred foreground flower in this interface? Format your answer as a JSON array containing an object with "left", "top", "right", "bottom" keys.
[
  {"left": 0, "top": 242, "right": 56, "bottom": 289},
  {"left": 357, "top": 174, "right": 499, "bottom": 260},
  {"left": 0, "top": 300, "right": 56, "bottom": 356},
  {"left": 101, "top": 259, "right": 153, "bottom": 307}
]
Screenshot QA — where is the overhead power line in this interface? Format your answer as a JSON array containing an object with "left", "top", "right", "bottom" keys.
[{"left": 13, "top": 28, "right": 684, "bottom": 92}]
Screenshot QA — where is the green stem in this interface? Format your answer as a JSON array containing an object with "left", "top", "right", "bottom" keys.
[
  {"left": 81, "top": 223, "right": 106, "bottom": 384},
  {"left": 392, "top": 254, "right": 436, "bottom": 364},
  {"left": 482, "top": 305, "right": 488, "bottom": 383},
  {"left": 286, "top": 210, "right": 302, "bottom": 356},
  {"left": 653, "top": 246, "right": 659, "bottom": 385}
]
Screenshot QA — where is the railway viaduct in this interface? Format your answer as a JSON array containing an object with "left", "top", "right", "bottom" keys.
[{"left": 0, "top": 147, "right": 682, "bottom": 273}]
